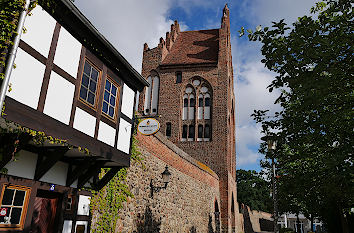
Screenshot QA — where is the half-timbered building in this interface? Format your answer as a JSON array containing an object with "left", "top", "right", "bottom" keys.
[{"left": 0, "top": 0, "right": 148, "bottom": 232}]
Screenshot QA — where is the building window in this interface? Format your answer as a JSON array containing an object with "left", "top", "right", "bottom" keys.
[
  {"left": 0, "top": 185, "right": 30, "bottom": 229},
  {"left": 176, "top": 72, "right": 182, "bottom": 83},
  {"left": 66, "top": 196, "right": 73, "bottom": 211},
  {"left": 166, "top": 122, "right": 171, "bottom": 137},
  {"left": 79, "top": 60, "right": 100, "bottom": 107},
  {"left": 102, "top": 78, "right": 119, "bottom": 120},
  {"left": 197, "top": 124, "right": 203, "bottom": 141},
  {"left": 188, "top": 125, "right": 195, "bottom": 141},
  {"left": 144, "top": 73, "right": 160, "bottom": 115},
  {"left": 182, "top": 125, "right": 188, "bottom": 141},
  {"left": 204, "top": 124, "right": 210, "bottom": 140}
]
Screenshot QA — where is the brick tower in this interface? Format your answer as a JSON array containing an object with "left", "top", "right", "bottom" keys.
[{"left": 138, "top": 5, "right": 239, "bottom": 232}]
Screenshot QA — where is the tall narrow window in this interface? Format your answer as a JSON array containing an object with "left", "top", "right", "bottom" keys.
[
  {"left": 151, "top": 76, "right": 159, "bottom": 113},
  {"left": 198, "top": 94, "right": 203, "bottom": 119},
  {"left": 204, "top": 94, "right": 211, "bottom": 120},
  {"left": 79, "top": 60, "right": 100, "bottom": 107},
  {"left": 189, "top": 94, "right": 195, "bottom": 120},
  {"left": 183, "top": 95, "right": 188, "bottom": 120},
  {"left": 197, "top": 124, "right": 203, "bottom": 141},
  {"left": 102, "top": 78, "right": 119, "bottom": 119},
  {"left": 182, "top": 125, "right": 187, "bottom": 141},
  {"left": 188, "top": 125, "right": 195, "bottom": 141},
  {"left": 204, "top": 124, "right": 210, "bottom": 141},
  {"left": 166, "top": 122, "right": 171, "bottom": 137},
  {"left": 144, "top": 73, "right": 159, "bottom": 115},
  {"left": 144, "top": 76, "right": 152, "bottom": 114},
  {"left": 176, "top": 71, "right": 182, "bottom": 83}
]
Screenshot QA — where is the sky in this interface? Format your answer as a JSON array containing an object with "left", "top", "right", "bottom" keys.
[{"left": 75, "top": 0, "right": 317, "bottom": 171}]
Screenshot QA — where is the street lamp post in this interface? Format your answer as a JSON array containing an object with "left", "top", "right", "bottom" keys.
[{"left": 261, "top": 135, "right": 278, "bottom": 233}]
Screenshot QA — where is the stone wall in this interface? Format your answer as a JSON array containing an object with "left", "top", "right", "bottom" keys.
[{"left": 92, "top": 132, "right": 221, "bottom": 233}]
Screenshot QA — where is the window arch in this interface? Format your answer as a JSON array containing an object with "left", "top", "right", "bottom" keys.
[
  {"left": 144, "top": 71, "right": 159, "bottom": 115},
  {"left": 181, "top": 77, "right": 212, "bottom": 142}
]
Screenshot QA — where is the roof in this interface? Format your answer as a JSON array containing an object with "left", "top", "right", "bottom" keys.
[
  {"left": 39, "top": 0, "right": 149, "bottom": 91},
  {"left": 162, "top": 29, "right": 219, "bottom": 66}
]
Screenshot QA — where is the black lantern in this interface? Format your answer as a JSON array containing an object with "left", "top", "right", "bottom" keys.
[{"left": 150, "top": 165, "right": 172, "bottom": 197}]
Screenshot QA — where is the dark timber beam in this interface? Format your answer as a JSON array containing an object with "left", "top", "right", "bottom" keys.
[
  {"left": 77, "top": 161, "right": 106, "bottom": 189},
  {"left": 93, "top": 166, "right": 122, "bottom": 191},
  {"left": 66, "top": 158, "right": 94, "bottom": 186},
  {"left": 0, "top": 133, "right": 32, "bottom": 170},
  {"left": 34, "top": 147, "right": 69, "bottom": 180}
]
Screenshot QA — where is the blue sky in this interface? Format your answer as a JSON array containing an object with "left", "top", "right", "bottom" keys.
[{"left": 75, "top": 0, "right": 317, "bottom": 171}]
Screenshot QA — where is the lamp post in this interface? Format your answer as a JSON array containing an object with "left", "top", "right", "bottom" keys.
[
  {"left": 150, "top": 166, "right": 171, "bottom": 197},
  {"left": 261, "top": 135, "right": 278, "bottom": 233}
]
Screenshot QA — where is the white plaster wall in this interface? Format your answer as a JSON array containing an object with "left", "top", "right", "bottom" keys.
[
  {"left": 54, "top": 27, "right": 81, "bottom": 78},
  {"left": 144, "top": 77, "right": 152, "bottom": 114},
  {"left": 39, "top": 161, "right": 68, "bottom": 186},
  {"left": 151, "top": 76, "right": 159, "bottom": 114},
  {"left": 77, "top": 195, "right": 91, "bottom": 216},
  {"left": 43, "top": 72, "right": 75, "bottom": 124},
  {"left": 22, "top": 6, "right": 56, "bottom": 57},
  {"left": 7, "top": 48, "right": 45, "bottom": 109},
  {"left": 116, "top": 118, "right": 132, "bottom": 154},
  {"left": 73, "top": 107, "right": 96, "bottom": 137},
  {"left": 121, "top": 84, "right": 135, "bottom": 119},
  {"left": 97, "top": 121, "right": 116, "bottom": 147},
  {"left": 4, "top": 150, "right": 37, "bottom": 179},
  {"left": 62, "top": 220, "right": 72, "bottom": 233},
  {"left": 75, "top": 221, "right": 88, "bottom": 233}
]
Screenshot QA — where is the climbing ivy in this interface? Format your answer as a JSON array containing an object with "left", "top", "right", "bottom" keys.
[{"left": 90, "top": 136, "right": 144, "bottom": 232}]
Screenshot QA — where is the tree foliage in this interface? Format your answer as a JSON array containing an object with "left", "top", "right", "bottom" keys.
[
  {"left": 241, "top": 0, "right": 353, "bottom": 231},
  {"left": 236, "top": 169, "right": 272, "bottom": 213}
]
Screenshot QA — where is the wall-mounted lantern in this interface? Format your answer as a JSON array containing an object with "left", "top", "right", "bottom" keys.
[{"left": 150, "top": 166, "right": 171, "bottom": 197}]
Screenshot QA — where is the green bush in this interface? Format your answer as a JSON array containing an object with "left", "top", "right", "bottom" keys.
[{"left": 280, "top": 228, "right": 295, "bottom": 233}]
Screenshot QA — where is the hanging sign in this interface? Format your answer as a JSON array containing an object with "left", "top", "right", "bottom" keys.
[
  {"left": 0, "top": 208, "right": 7, "bottom": 216},
  {"left": 50, "top": 184, "right": 55, "bottom": 191},
  {"left": 137, "top": 118, "right": 160, "bottom": 135}
]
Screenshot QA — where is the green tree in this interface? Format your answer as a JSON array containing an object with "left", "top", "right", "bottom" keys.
[
  {"left": 236, "top": 169, "right": 272, "bottom": 213},
  {"left": 241, "top": 0, "right": 353, "bottom": 232}
]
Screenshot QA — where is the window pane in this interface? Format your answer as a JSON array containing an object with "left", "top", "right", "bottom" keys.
[
  {"left": 13, "top": 190, "right": 25, "bottom": 206},
  {"left": 176, "top": 72, "right": 182, "bottom": 83},
  {"left": 82, "top": 74, "right": 89, "bottom": 87},
  {"left": 205, "top": 97, "right": 210, "bottom": 107},
  {"left": 182, "top": 125, "right": 187, "bottom": 138},
  {"left": 87, "top": 92, "right": 95, "bottom": 105},
  {"left": 104, "top": 91, "right": 109, "bottom": 102},
  {"left": 111, "top": 85, "right": 117, "bottom": 96},
  {"left": 102, "top": 101, "right": 108, "bottom": 113},
  {"left": 189, "top": 125, "right": 195, "bottom": 138},
  {"left": 198, "top": 125, "right": 203, "bottom": 138},
  {"left": 166, "top": 123, "right": 171, "bottom": 137},
  {"left": 0, "top": 207, "right": 10, "bottom": 222},
  {"left": 83, "top": 62, "right": 91, "bottom": 76},
  {"left": 105, "top": 80, "right": 111, "bottom": 91},
  {"left": 205, "top": 124, "right": 210, "bottom": 138},
  {"left": 88, "top": 80, "right": 96, "bottom": 92},
  {"left": 108, "top": 106, "right": 114, "bottom": 117},
  {"left": 91, "top": 69, "right": 98, "bottom": 81},
  {"left": 2, "top": 189, "right": 14, "bottom": 205},
  {"left": 199, "top": 98, "right": 203, "bottom": 107},
  {"left": 190, "top": 98, "right": 195, "bottom": 107},
  {"left": 80, "top": 87, "right": 88, "bottom": 100},
  {"left": 184, "top": 98, "right": 188, "bottom": 107},
  {"left": 10, "top": 207, "right": 22, "bottom": 224},
  {"left": 110, "top": 96, "right": 116, "bottom": 106}
]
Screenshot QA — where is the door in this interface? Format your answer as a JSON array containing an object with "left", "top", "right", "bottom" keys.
[{"left": 31, "top": 189, "right": 62, "bottom": 233}]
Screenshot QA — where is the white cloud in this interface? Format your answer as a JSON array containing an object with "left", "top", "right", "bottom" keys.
[{"left": 75, "top": 0, "right": 175, "bottom": 72}]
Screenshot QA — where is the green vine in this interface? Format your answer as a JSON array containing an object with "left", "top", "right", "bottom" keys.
[{"left": 90, "top": 119, "right": 145, "bottom": 232}]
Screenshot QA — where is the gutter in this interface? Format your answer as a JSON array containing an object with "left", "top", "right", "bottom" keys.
[{"left": 0, "top": 0, "right": 31, "bottom": 115}]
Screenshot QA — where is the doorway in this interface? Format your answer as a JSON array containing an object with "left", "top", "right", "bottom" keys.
[{"left": 31, "top": 189, "right": 62, "bottom": 233}]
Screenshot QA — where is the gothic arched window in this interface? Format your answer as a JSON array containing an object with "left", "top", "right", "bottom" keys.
[
  {"left": 181, "top": 77, "right": 212, "bottom": 142},
  {"left": 144, "top": 71, "right": 159, "bottom": 115}
]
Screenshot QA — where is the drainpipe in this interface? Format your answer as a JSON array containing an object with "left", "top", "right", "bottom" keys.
[{"left": 0, "top": 0, "right": 31, "bottom": 115}]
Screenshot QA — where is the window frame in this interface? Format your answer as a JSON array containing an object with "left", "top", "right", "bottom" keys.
[
  {"left": 101, "top": 75, "right": 121, "bottom": 121},
  {"left": 78, "top": 58, "right": 102, "bottom": 110},
  {"left": 0, "top": 184, "right": 31, "bottom": 230}
]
